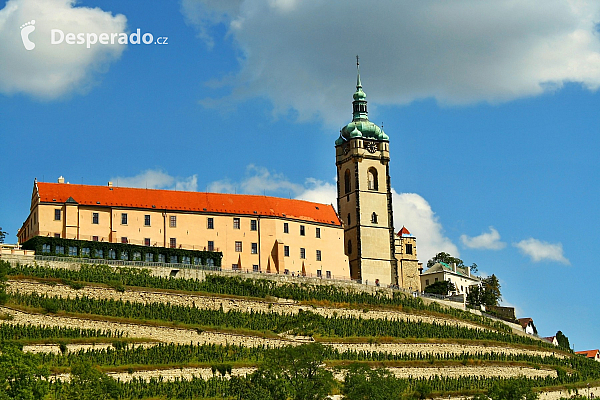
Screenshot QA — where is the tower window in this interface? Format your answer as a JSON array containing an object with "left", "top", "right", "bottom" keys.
[
  {"left": 367, "top": 168, "right": 378, "bottom": 190},
  {"left": 347, "top": 213, "right": 351, "bottom": 225},
  {"left": 371, "top": 212, "right": 378, "bottom": 224},
  {"left": 406, "top": 244, "right": 413, "bottom": 254},
  {"left": 344, "top": 169, "right": 351, "bottom": 194}
]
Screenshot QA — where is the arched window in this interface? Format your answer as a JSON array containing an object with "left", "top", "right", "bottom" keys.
[
  {"left": 367, "top": 167, "right": 378, "bottom": 191},
  {"left": 371, "top": 212, "right": 378, "bottom": 224},
  {"left": 348, "top": 240, "right": 352, "bottom": 254},
  {"left": 347, "top": 213, "right": 351, "bottom": 225},
  {"left": 344, "top": 169, "right": 351, "bottom": 194}
]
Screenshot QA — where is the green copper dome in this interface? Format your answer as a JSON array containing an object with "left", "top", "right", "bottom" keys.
[{"left": 336, "top": 59, "right": 388, "bottom": 145}]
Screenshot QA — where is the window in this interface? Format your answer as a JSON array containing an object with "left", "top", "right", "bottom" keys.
[
  {"left": 182, "top": 256, "right": 191, "bottom": 264},
  {"left": 54, "top": 233, "right": 61, "bottom": 238},
  {"left": 121, "top": 213, "right": 128, "bottom": 225},
  {"left": 316, "top": 228, "right": 321, "bottom": 238},
  {"left": 92, "top": 236, "right": 99, "bottom": 242},
  {"left": 95, "top": 249, "right": 103, "bottom": 258},
  {"left": 326, "top": 271, "right": 331, "bottom": 279},
  {"left": 207, "top": 259, "right": 215, "bottom": 267},
  {"left": 367, "top": 168, "right": 378, "bottom": 190},
  {"left": 316, "top": 250, "right": 322, "bottom": 261},
  {"left": 284, "top": 246, "right": 290, "bottom": 257},
  {"left": 170, "top": 255, "right": 178, "bottom": 264},
  {"left": 405, "top": 244, "right": 413, "bottom": 255},
  {"left": 207, "top": 217, "right": 214, "bottom": 229},
  {"left": 300, "top": 248, "right": 306, "bottom": 259},
  {"left": 169, "top": 216, "right": 177, "bottom": 228},
  {"left": 145, "top": 253, "right": 153, "bottom": 262},
  {"left": 344, "top": 169, "right": 351, "bottom": 193},
  {"left": 133, "top": 252, "right": 141, "bottom": 261},
  {"left": 250, "top": 220, "right": 257, "bottom": 231},
  {"left": 144, "top": 215, "right": 151, "bottom": 226},
  {"left": 317, "top": 270, "right": 322, "bottom": 278},
  {"left": 435, "top": 277, "right": 439, "bottom": 282},
  {"left": 233, "top": 218, "right": 240, "bottom": 229},
  {"left": 68, "top": 246, "right": 77, "bottom": 256},
  {"left": 283, "top": 223, "right": 289, "bottom": 233},
  {"left": 92, "top": 212, "right": 99, "bottom": 224},
  {"left": 158, "top": 254, "right": 166, "bottom": 263},
  {"left": 235, "top": 241, "right": 242, "bottom": 252},
  {"left": 170, "top": 238, "right": 177, "bottom": 248},
  {"left": 251, "top": 243, "right": 258, "bottom": 254},
  {"left": 145, "top": 238, "right": 151, "bottom": 246},
  {"left": 253, "top": 265, "right": 259, "bottom": 272},
  {"left": 208, "top": 241, "right": 214, "bottom": 252},
  {"left": 232, "top": 264, "right": 240, "bottom": 271},
  {"left": 425, "top": 279, "right": 429, "bottom": 286},
  {"left": 120, "top": 251, "right": 128, "bottom": 261},
  {"left": 348, "top": 240, "right": 352, "bottom": 254},
  {"left": 54, "top": 209, "right": 61, "bottom": 220},
  {"left": 121, "top": 237, "right": 128, "bottom": 244},
  {"left": 371, "top": 212, "right": 378, "bottom": 224},
  {"left": 55, "top": 245, "right": 64, "bottom": 254},
  {"left": 42, "top": 244, "right": 51, "bottom": 253},
  {"left": 347, "top": 213, "right": 351, "bottom": 225},
  {"left": 300, "top": 225, "right": 305, "bottom": 236}
]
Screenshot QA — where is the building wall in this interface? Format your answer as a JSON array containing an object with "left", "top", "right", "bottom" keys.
[
  {"left": 420, "top": 270, "right": 479, "bottom": 295},
  {"left": 395, "top": 235, "right": 421, "bottom": 292},
  {"left": 21, "top": 193, "right": 349, "bottom": 280}
]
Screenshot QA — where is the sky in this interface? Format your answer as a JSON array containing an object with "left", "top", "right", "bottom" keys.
[{"left": 0, "top": 0, "right": 598, "bottom": 350}]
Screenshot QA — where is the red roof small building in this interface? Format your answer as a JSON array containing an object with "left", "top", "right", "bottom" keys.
[
  {"left": 518, "top": 318, "right": 538, "bottom": 335},
  {"left": 543, "top": 336, "right": 559, "bottom": 346},
  {"left": 397, "top": 226, "right": 411, "bottom": 236},
  {"left": 575, "top": 350, "right": 600, "bottom": 362}
]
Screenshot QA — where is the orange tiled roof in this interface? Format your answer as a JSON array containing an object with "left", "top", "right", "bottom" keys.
[
  {"left": 397, "top": 226, "right": 411, "bottom": 236},
  {"left": 518, "top": 318, "right": 534, "bottom": 328},
  {"left": 575, "top": 350, "right": 599, "bottom": 358},
  {"left": 36, "top": 182, "right": 342, "bottom": 226}
]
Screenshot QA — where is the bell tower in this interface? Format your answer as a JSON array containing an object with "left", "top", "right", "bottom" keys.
[{"left": 335, "top": 58, "right": 397, "bottom": 286}]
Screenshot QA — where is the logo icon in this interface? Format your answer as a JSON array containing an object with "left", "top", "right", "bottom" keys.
[{"left": 20, "top": 20, "right": 36, "bottom": 50}]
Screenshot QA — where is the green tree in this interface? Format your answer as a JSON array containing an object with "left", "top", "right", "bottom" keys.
[
  {"left": 424, "top": 280, "right": 456, "bottom": 295},
  {"left": 0, "top": 227, "right": 6, "bottom": 244},
  {"left": 412, "top": 381, "right": 432, "bottom": 400},
  {"left": 481, "top": 274, "right": 501, "bottom": 306},
  {"left": 427, "top": 252, "right": 478, "bottom": 273},
  {"left": 487, "top": 380, "right": 538, "bottom": 400},
  {"left": 0, "top": 345, "right": 49, "bottom": 400},
  {"left": 252, "top": 343, "right": 335, "bottom": 400},
  {"left": 556, "top": 331, "right": 570, "bottom": 350},
  {"left": 0, "top": 260, "right": 7, "bottom": 305},
  {"left": 342, "top": 364, "right": 407, "bottom": 400},
  {"left": 62, "top": 361, "right": 120, "bottom": 400},
  {"left": 467, "top": 285, "right": 482, "bottom": 307}
]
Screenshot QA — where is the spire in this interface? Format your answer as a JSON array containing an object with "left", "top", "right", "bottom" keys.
[{"left": 352, "top": 55, "right": 368, "bottom": 120}]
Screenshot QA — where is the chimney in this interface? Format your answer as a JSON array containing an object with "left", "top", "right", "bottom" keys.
[
  {"left": 466, "top": 266, "right": 470, "bottom": 277},
  {"left": 108, "top": 181, "right": 113, "bottom": 187},
  {"left": 418, "top": 262, "right": 423, "bottom": 274},
  {"left": 58, "top": 176, "right": 65, "bottom": 184},
  {"left": 452, "top": 262, "right": 456, "bottom": 272}
]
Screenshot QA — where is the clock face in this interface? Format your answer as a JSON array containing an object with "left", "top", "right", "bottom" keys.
[
  {"left": 342, "top": 143, "right": 350, "bottom": 154},
  {"left": 366, "top": 141, "right": 377, "bottom": 153}
]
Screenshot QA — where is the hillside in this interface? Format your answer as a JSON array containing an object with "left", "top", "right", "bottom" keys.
[{"left": 1, "top": 260, "right": 599, "bottom": 400}]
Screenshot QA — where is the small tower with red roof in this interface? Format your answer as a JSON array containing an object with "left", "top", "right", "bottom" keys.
[{"left": 394, "top": 226, "right": 422, "bottom": 291}]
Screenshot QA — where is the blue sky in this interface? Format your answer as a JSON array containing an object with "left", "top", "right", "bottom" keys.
[{"left": 1, "top": 0, "right": 599, "bottom": 350}]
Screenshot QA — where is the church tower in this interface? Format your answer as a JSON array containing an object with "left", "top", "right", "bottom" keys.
[{"left": 335, "top": 59, "right": 398, "bottom": 286}]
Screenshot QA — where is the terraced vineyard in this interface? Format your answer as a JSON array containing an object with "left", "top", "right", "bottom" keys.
[{"left": 1, "top": 260, "right": 599, "bottom": 400}]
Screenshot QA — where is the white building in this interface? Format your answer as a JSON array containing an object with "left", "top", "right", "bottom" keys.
[{"left": 420, "top": 262, "right": 480, "bottom": 295}]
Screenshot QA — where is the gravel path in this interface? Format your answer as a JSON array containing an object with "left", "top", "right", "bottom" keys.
[{"left": 8, "top": 280, "right": 488, "bottom": 331}]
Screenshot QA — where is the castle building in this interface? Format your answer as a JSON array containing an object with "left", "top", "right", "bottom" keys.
[
  {"left": 17, "top": 179, "right": 349, "bottom": 279},
  {"left": 17, "top": 62, "right": 421, "bottom": 290},
  {"left": 335, "top": 61, "right": 399, "bottom": 286}
]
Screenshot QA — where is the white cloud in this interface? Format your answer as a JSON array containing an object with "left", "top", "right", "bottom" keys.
[
  {"left": 514, "top": 238, "right": 570, "bottom": 265},
  {"left": 295, "top": 177, "right": 337, "bottom": 206},
  {"left": 0, "top": 0, "right": 126, "bottom": 99},
  {"left": 460, "top": 226, "right": 506, "bottom": 250},
  {"left": 391, "top": 190, "right": 458, "bottom": 263},
  {"left": 183, "top": 0, "right": 600, "bottom": 126},
  {"left": 208, "top": 164, "right": 303, "bottom": 196},
  {"left": 110, "top": 169, "right": 198, "bottom": 192}
]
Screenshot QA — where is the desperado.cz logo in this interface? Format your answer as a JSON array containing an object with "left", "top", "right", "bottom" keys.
[{"left": 20, "top": 20, "right": 168, "bottom": 50}]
